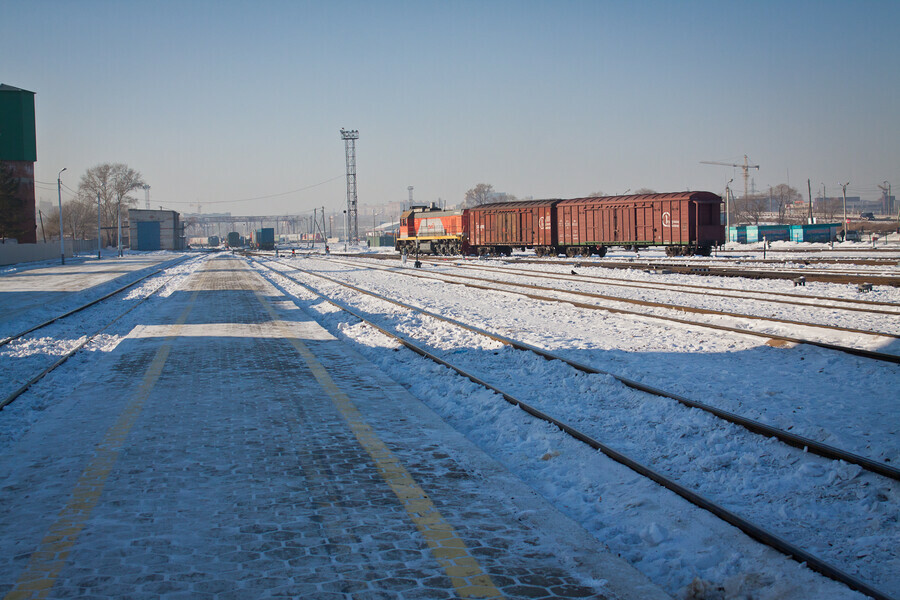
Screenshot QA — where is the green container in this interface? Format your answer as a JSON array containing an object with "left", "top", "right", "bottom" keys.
[{"left": 0, "top": 85, "right": 37, "bottom": 161}]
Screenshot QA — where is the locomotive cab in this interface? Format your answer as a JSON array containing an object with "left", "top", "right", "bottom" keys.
[{"left": 396, "top": 204, "right": 468, "bottom": 255}]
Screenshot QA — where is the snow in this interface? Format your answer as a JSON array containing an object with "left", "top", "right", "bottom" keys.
[
  {"left": 0, "top": 254, "right": 203, "bottom": 449},
  {"left": 251, "top": 249, "right": 898, "bottom": 599},
  {"left": 2, "top": 246, "right": 897, "bottom": 599}
]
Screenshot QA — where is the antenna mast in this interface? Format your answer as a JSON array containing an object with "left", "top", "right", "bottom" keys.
[{"left": 341, "top": 128, "right": 359, "bottom": 244}]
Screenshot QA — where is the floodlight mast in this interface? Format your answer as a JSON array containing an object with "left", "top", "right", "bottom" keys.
[{"left": 341, "top": 129, "right": 359, "bottom": 245}]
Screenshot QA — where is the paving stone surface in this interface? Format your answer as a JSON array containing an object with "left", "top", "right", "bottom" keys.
[{"left": 0, "top": 255, "right": 669, "bottom": 599}]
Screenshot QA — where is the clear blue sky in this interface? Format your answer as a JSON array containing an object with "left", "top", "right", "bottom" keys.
[{"left": 3, "top": 0, "right": 898, "bottom": 215}]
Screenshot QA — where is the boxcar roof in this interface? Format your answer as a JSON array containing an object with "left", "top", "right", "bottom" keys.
[
  {"left": 470, "top": 199, "right": 561, "bottom": 210},
  {"left": 559, "top": 191, "right": 722, "bottom": 206}
]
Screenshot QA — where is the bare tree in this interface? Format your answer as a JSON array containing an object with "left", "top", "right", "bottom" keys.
[
  {"left": 76, "top": 163, "right": 145, "bottom": 246},
  {"left": 735, "top": 194, "right": 768, "bottom": 225},
  {"left": 771, "top": 184, "right": 801, "bottom": 224},
  {"left": 464, "top": 183, "right": 495, "bottom": 207},
  {"left": 633, "top": 188, "right": 657, "bottom": 195}
]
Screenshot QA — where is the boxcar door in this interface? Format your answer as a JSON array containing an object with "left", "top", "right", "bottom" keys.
[{"left": 653, "top": 203, "right": 664, "bottom": 244}]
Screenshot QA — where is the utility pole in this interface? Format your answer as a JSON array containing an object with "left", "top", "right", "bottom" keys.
[
  {"left": 97, "top": 191, "right": 102, "bottom": 259},
  {"left": 341, "top": 129, "right": 359, "bottom": 245},
  {"left": 821, "top": 184, "right": 826, "bottom": 221},
  {"left": 57, "top": 168, "right": 66, "bottom": 265},
  {"left": 724, "top": 178, "right": 733, "bottom": 235},
  {"left": 807, "top": 179, "right": 813, "bottom": 224},
  {"left": 117, "top": 195, "right": 123, "bottom": 257},
  {"left": 839, "top": 182, "right": 849, "bottom": 239},
  {"left": 878, "top": 180, "right": 892, "bottom": 217}
]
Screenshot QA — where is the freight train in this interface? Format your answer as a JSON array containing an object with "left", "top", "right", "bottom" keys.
[
  {"left": 251, "top": 227, "right": 276, "bottom": 251},
  {"left": 396, "top": 192, "right": 725, "bottom": 257}
]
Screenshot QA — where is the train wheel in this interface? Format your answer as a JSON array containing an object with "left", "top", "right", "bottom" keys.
[
  {"left": 696, "top": 245, "right": 712, "bottom": 257},
  {"left": 565, "top": 247, "right": 578, "bottom": 258},
  {"left": 596, "top": 246, "right": 607, "bottom": 258}
]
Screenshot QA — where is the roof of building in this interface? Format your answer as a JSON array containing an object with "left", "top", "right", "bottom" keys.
[{"left": 0, "top": 84, "right": 35, "bottom": 94}]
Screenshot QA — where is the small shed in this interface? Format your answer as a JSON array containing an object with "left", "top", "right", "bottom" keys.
[{"left": 128, "top": 209, "right": 184, "bottom": 251}]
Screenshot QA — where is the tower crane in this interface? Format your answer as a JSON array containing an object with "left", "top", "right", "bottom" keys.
[{"left": 700, "top": 155, "right": 760, "bottom": 199}]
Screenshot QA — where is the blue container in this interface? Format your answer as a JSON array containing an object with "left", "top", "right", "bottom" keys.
[{"left": 757, "top": 225, "right": 790, "bottom": 242}]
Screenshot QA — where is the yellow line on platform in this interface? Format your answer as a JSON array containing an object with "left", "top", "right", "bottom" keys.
[
  {"left": 4, "top": 290, "right": 200, "bottom": 600},
  {"left": 255, "top": 291, "right": 505, "bottom": 599}
]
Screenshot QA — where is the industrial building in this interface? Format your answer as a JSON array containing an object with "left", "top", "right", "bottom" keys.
[
  {"left": 127, "top": 209, "right": 184, "bottom": 251},
  {"left": 0, "top": 84, "right": 37, "bottom": 243}
]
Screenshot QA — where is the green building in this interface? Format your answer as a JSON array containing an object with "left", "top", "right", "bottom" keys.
[{"left": 0, "top": 84, "right": 38, "bottom": 243}]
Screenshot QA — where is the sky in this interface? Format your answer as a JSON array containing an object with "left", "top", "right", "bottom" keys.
[{"left": 3, "top": 0, "right": 899, "bottom": 216}]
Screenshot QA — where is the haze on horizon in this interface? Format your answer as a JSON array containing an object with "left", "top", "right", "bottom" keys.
[{"left": 3, "top": 0, "right": 898, "bottom": 217}]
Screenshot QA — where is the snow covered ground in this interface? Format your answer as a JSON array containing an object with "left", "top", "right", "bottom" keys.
[
  {"left": 251, "top": 247, "right": 898, "bottom": 600},
  {"left": 2, "top": 246, "right": 897, "bottom": 599}
]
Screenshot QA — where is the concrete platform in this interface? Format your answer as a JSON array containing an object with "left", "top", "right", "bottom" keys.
[
  {"left": 0, "top": 254, "right": 182, "bottom": 323},
  {"left": 0, "top": 255, "right": 669, "bottom": 599}
]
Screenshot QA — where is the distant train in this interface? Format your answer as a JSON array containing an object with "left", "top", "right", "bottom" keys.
[
  {"left": 251, "top": 227, "right": 275, "bottom": 251},
  {"left": 396, "top": 192, "right": 725, "bottom": 257},
  {"left": 226, "top": 231, "right": 243, "bottom": 247}
]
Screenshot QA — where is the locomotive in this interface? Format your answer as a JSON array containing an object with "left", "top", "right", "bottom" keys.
[{"left": 396, "top": 192, "right": 725, "bottom": 257}]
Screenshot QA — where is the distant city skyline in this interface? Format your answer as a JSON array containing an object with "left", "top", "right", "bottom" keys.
[{"left": 3, "top": 0, "right": 898, "bottom": 216}]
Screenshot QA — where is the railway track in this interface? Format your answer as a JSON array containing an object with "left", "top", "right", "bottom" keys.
[
  {"left": 259, "top": 257, "right": 899, "bottom": 478},
  {"left": 0, "top": 256, "right": 198, "bottom": 410},
  {"left": 314, "top": 255, "right": 900, "bottom": 364},
  {"left": 355, "top": 252, "right": 900, "bottom": 311},
  {"left": 354, "top": 250, "right": 900, "bottom": 286},
  {"left": 251, "top": 256, "right": 897, "bottom": 600},
  {"left": 526, "top": 258, "right": 900, "bottom": 286},
  {"left": 437, "top": 260, "right": 900, "bottom": 317},
  {"left": 0, "top": 256, "right": 193, "bottom": 348}
]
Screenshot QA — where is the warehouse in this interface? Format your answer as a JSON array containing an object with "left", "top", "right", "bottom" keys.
[{"left": 128, "top": 209, "right": 184, "bottom": 251}]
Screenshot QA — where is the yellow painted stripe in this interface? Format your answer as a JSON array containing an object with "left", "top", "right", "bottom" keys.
[
  {"left": 5, "top": 290, "right": 200, "bottom": 600},
  {"left": 255, "top": 291, "right": 504, "bottom": 599},
  {"left": 398, "top": 235, "right": 461, "bottom": 241}
]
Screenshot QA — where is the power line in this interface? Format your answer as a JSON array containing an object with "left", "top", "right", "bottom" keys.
[{"left": 160, "top": 175, "right": 345, "bottom": 205}]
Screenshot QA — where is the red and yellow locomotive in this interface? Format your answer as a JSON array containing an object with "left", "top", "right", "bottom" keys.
[{"left": 396, "top": 204, "right": 467, "bottom": 255}]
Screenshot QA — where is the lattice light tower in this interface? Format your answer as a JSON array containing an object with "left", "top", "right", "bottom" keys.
[
  {"left": 143, "top": 184, "right": 151, "bottom": 209},
  {"left": 341, "top": 128, "right": 359, "bottom": 244}
]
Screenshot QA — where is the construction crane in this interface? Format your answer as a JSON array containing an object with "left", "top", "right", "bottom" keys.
[{"left": 701, "top": 155, "right": 760, "bottom": 198}]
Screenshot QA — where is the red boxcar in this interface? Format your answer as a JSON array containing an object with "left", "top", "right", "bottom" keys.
[
  {"left": 466, "top": 200, "right": 557, "bottom": 256},
  {"left": 556, "top": 192, "right": 723, "bottom": 256}
]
